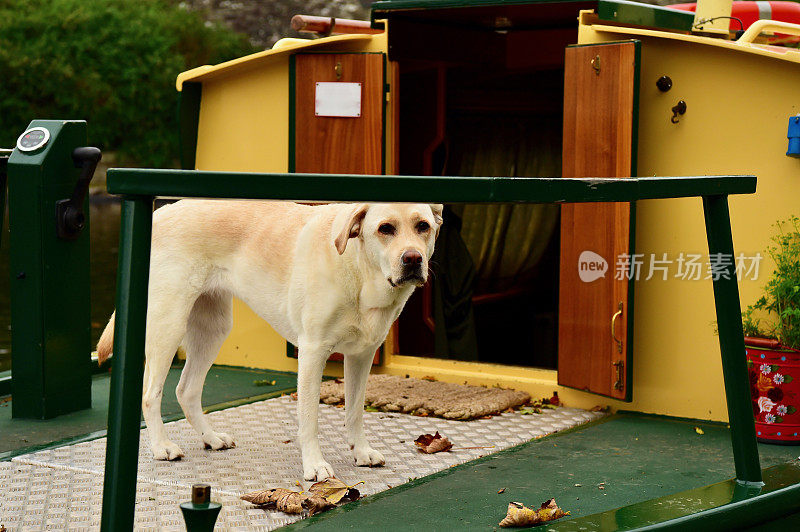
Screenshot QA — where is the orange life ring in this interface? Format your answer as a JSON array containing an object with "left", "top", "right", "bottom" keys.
[{"left": 671, "top": 1, "right": 800, "bottom": 31}]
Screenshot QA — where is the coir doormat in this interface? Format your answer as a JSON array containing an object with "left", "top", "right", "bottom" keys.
[{"left": 319, "top": 374, "right": 531, "bottom": 420}]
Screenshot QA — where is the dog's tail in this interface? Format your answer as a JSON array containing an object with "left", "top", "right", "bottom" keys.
[{"left": 96, "top": 312, "right": 115, "bottom": 365}]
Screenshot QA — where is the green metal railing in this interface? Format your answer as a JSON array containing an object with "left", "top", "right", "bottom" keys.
[{"left": 100, "top": 171, "right": 759, "bottom": 530}]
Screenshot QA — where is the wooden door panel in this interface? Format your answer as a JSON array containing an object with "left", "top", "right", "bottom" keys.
[
  {"left": 558, "top": 41, "right": 639, "bottom": 400},
  {"left": 294, "top": 53, "right": 384, "bottom": 174}
]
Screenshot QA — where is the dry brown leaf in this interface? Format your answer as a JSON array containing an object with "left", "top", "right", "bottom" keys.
[
  {"left": 497, "top": 488, "right": 506, "bottom": 494},
  {"left": 499, "top": 499, "right": 569, "bottom": 527},
  {"left": 421, "top": 375, "right": 437, "bottom": 381},
  {"left": 303, "top": 493, "right": 336, "bottom": 515},
  {"left": 241, "top": 488, "right": 334, "bottom": 516},
  {"left": 241, "top": 488, "right": 303, "bottom": 513},
  {"left": 308, "top": 477, "right": 364, "bottom": 504},
  {"left": 414, "top": 431, "right": 453, "bottom": 453}
]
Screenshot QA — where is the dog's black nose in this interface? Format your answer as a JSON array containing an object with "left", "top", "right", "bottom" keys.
[{"left": 402, "top": 250, "right": 423, "bottom": 265}]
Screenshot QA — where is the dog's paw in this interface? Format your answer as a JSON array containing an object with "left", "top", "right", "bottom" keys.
[
  {"left": 202, "top": 431, "right": 236, "bottom": 451},
  {"left": 152, "top": 441, "right": 184, "bottom": 461},
  {"left": 353, "top": 446, "right": 385, "bottom": 467},
  {"left": 303, "top": 460, "right": 336, "bottom": 481}
]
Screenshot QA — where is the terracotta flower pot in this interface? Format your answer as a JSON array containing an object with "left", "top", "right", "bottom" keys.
[{"left": 745, "top": 337, "right": 800, "bottom": 444}]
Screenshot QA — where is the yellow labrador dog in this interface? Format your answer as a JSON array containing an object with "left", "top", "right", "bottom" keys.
[{"left": 97, "top": 200, "right": 442, "bottom": 481}]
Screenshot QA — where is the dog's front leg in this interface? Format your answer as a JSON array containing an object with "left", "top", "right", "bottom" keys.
[
  {"left": 297, "top": 345, "right": 336, "bottom": 481},
  {"left": 345, "top": 351, "right": 385, "bottom": 467}
]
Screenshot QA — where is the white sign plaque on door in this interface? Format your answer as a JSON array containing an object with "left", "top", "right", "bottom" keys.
[{"left": 315, "top": 82, "right": 362, "bottom": 118}]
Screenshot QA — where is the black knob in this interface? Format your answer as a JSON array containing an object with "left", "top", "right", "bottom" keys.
[{"left": 656, "top": 75, "right": 672, "bottom": 92}]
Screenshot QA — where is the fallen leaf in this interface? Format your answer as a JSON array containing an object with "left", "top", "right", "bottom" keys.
[
  {"left": 304, "top": 493, "right": 336, "bottom": 515},
  {"left": 591, "top": 405, "right": 610, "bottom": 413},
  {"left": 334, "top": 378, "right": 344, "bottom": 384},
  {"left": 242, "top": 488, "right": 304, "bottom": 513},
  {"left": 518, "top": 406, "right": 542, "bottom": 415},
  {"left": 498, "top": 488, "right": 506, "bottom": 494},
  {"left": 414, "top": 432, "right": 453, "bottom": 454},
  {"left": 421, "top": 375, "right": 437, "bottom": 381},
  {"left": 695, "top": 427, "right": 705, "bottom": 435},
  {"left": 241, "top": 488, "right": 334, "bottom": 516},
  {"left": 499, "top": 499, "right": 569, "bottom": 527},
  {"left": 290, "top": 392, "right": 298, "bottom": 400},
  {"left": 253, "top": 379, "right": 277, "bottom": 386},
  {"left": 364, "top": 405, "right": 380, "bottom": 412},
  {"left": 282, "top": 440, "right": 292, "bottom": 444},
  {"left": 308, "top": 478, "right": 364, "bottom": 504}
]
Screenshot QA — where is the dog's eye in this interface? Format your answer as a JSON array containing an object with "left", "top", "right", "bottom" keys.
[
  {"left": 378, "top": 223, "right": 396, "bottom": 235},
  {"left": 416, "top": 221, "right": 430, "bottom": 233}
]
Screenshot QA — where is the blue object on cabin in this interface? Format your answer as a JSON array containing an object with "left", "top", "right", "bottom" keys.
[{"left": 787, "top": 115, "right": 800, "bottom": 157}]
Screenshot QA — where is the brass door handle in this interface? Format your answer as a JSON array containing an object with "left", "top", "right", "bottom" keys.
[{"left": 611, "top": 302, "right": 623, "bottom": 354}]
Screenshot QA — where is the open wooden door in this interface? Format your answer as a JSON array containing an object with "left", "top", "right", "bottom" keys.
[
  {"left": 558, "top": 41, "right": 640, "bottom": 400},
  {"left": 290, "top": 52, "right": 386, "bottom": 363}
]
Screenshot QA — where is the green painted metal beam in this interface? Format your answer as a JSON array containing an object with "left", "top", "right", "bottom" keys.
[
  {"left": 703, "top": 195, "right": 762, "bottom": 486},
  {"left": 100, "top": 196, "right": 154, "bottom": 531},
  {"left": 106, "top": 170, "right": 756, "bottom": 203},
  {"left": 597, "top": 0, "right": 695, "bottom": 33},
  {"left": 372, "top": 0, "right": 585, "bottom": 14}
]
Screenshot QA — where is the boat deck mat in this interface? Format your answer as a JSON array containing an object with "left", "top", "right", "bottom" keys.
[{"left": 0, "top": 395, "right": 601, "bottom": 530}]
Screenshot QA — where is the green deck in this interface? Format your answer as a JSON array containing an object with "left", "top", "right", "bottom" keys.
[
  {"left": 0, "top": 365, "right": 297, "bottom": 460},
  {"left": 285, "top": 413, "right": 800, "bottom": 531}
]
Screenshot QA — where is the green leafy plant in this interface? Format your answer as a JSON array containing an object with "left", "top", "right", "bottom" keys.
[
  {"left": 743, "top": 216, "right": 800, "bottom": 350},
  {"left": 0, "top": 0, "right": 255, "bottom": 167}
]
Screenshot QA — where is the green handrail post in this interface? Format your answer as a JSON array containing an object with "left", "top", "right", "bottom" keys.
[
  {"left": 703, "top": 194, "right": 763, "bottom": 486},
  {"left": 100, "top": 196, "right": 154, "bottom": 531}
]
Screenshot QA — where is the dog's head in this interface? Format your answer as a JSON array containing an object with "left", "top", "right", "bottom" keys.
[{"left": 335, "top": 203, "right": 443, "bottom": 288}]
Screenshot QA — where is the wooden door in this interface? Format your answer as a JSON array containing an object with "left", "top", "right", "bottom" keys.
[
  {"left": 290, "top": 52, "right": 385, "bottom": 363},
  {"left": 293, "top": 53, "right": 384, "bottom": 174},
  {"left": 558, "top": 41, "right": 640, "bottom": 400}
]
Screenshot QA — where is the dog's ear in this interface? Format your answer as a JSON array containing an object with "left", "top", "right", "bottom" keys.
[
  {"left": 430, "top": 204, "right": 444, "bottom": 226},
  {"left": 335, "top": 203, "right": 369, "bottom": 255}
]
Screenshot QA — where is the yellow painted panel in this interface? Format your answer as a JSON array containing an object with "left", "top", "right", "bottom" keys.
[{"left": 573, "top": 21, "right": 800, "bottom": 421}]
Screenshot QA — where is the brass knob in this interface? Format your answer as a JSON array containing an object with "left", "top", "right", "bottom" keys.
[{"left": 192, "top": 483, "right": 211, "bottom": 505}]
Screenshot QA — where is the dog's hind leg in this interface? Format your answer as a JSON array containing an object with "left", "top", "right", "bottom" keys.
[
  {"left": 176, "top": 291, "right": 235, "bottom": 451},
  {"left": 142, "top": 308, "right": 188, "bottom": 461}
]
